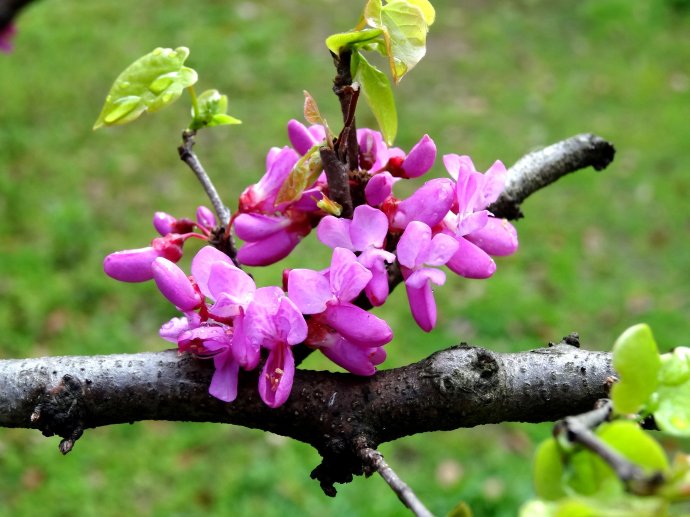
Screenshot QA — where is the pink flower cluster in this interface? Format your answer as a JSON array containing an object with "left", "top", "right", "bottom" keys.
[{"left": 104, "top": 120, "right": 518, "bottom": 407}]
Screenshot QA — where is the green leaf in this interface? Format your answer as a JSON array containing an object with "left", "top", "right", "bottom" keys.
[
  {"left": 655, "top": 379, "right": 690, "bottom": 436},
  {"left": 611, "top": 324, "right": 661, "bottom": 415},
  {"left": 380, "top": 0, "right": 431, "bottom": 83},
  {"left": 353, "top": 51, "right": 397, "bottom": 145},
  {"left": 325, "top": 28, "right": 384, "bottom": 55},
  {"left": 275, "top": 145, "right": 323, "bottom": 205},
  {"left": 658, "top": 347, "right": 690, "bottom": 386},
  {"left": 405, "top": 0, "right": 436, "bottom": 25},
  {"left": 94, "top": 47, "right": 198, "bottom": 129},
  {"left": 533, "top": 438, "right": 567, "bottom": 501},
  {"left": 520, "top": 496, "right": 668, "bottom": 517},
  {"left": 189, "top": 89, "right": 241, "bottom": 130},
  {"left": 597, "top": 421, "right": 669, "bottom": 472}
]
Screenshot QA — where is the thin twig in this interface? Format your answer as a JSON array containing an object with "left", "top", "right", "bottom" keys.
[
  {"left": 489, "top": 133, "right": 615, "bottom": 220},
  {"left": 554, "top": 399, "right": 665, "bottom": 496},
  {"left": 178, "top": 129, "right": 231, "bottom": 227},
  {"left": 358, "top": 445, "right": 434, "bottom": 517}
]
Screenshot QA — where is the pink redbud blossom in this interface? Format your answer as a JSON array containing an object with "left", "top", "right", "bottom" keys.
[
  {"left": 400, "top": 134, "right": 437, "bottom": 178},
  {"left": 390, "top": 178, "right": 455, "bottom": 230},
  {"left": 196, "top": 206, "right": 217, "bottom": 231},
  {"left": 358, "top": 128, "right": 390, "bottom": 172},
  {"left": 151, "top": 258, "right": 202, "bottom": 311},
  {"left": 238, "top": 147, "right": 300, "bottom": 213},
  {"left": 317, "top": 205, "right": 395, "bottom": 306},
  {"left": 288, "top": 248, "right": 393, "bottom": 374},
  {"left": 103, "top": 234, "right": 184, "bottom": 282},
  {"left": 442, "top": 154, "right": 518, "bottom": 279},
  {"left": 365, "top": 171, "right": 398, "bottom": 206},
  {"left": 397, "top": 221, "right": 459, "bottom": 332},
  {"left": 287, "top": 119, "right": 326, "bottom": 155},
  {"left": 246, "top": 287, "right": 307, "bottom": 408}
]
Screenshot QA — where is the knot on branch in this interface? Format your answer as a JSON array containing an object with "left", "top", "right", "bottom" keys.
[
  {"left": 31, "top": 374, "right": 86, "bottom": 454},
  {"left": 424, "top": 345, "right": 499, "bottom": 398},
  {"left": 310, "top": 436, "right": 372, "bottom": 497}
]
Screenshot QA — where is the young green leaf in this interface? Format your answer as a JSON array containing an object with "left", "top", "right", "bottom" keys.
[
  {"left": 94, "top": 47, "right": 198, "bottom": 129},
  {"left": 353, "top": 51, "right": 397, "bottom": 145},
  {"left": 275, "top": 145, "right": 323, "bottom": 205},
  {"left": 654, "top": 378, "right": 690, "bottom": 436},
  {"left": 380, "top": 0, "right": 432, "bottom": 83},
  {"left": 611, "top": 324, "right": 661, "bottom": 415},
  {"left": 189, "top": 89, "right": 241, "bottom": 130},
  {"left": 533, "top": 438, "right": 567, "bottom": 501},
  {"left": 325, "top": 28, "right": 384, "bottom": 55}
]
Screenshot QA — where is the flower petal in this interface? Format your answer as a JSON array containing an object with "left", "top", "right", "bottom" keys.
[
  {"left": 191, "top": 246, "right": 237, "bottom": 299},
  {"left": 402, "top": 134, "right": 436, "bottom": 178},
  {"left": 152, "top": 257, "right": 201, "bottom": 310},
  {"left": 465, "top": 217, "right": 518, "bottom": 256},
  {"left": 322, "top": 302, "right": 393, "bottom": 347},
  {"left": 397, "top": 221, "right": 432, "bottom": 269},
  {"left": 329, "top": 248, "right": 372, "bottom": 302},
  {"left": 320, "top": 336, "right": 379, "bottom": 376},
  {"left": 445, "top": 236, "right": 497, "bottom": 279},
  {"left": 317, "top": 215, "right": 354, "bottom": 250},
  {"left": 103, "top": 246, "right": 160, "bottom": 282},
  {"left": 364, "top": 171, "right": 396, "bottom": 206},
  {"left": 405, "top": 279, "right": 437, "bottom": 332},
  {"left": 258, "top": 345, "right": 295, "bottom": 408},
  {"left": 423, "top": 233, "right": 460, "bottom": 267},
  {"left": 350, "top": 205, "right": 389, "bottom": 250},
  {"left": 236, "top": 230, "right": 301, "bottom": 266},
  {"left": 288, "top": 269, "right": 332, "bottom": 314},
  {"left": 405, "top": 267, "right": 446, "bottom": 289},
  {"left": 209, "top": 352, "right": 240, "bottom": 403},
  {"left": 391, "top": 178, "right": 455, "bottom": 229},
  {"left": 234, "top": 213, "right": 290, "bottom": 241}
]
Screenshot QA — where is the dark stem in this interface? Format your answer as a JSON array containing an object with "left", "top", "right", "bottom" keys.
[
  {"left": 489, "top": 133, "right": 616, "bottom": 220},
  {"left": 331, "top": 49, "right": 360, "bottom": 171},
  {"left": 177, "top": 130, "right": 239, "bottom": 264},
  {"left": 320, "top": 146, "right": 354, "bottom": 218},
  {"left": 554, "top": 399, "right": 665, "bottom": 496},
  {"left": 356, "top": 440, "right": 434, "bottom": 517}
]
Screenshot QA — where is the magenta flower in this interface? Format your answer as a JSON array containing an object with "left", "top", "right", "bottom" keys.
[
  {"left": 397, "top": 221, "right": 459, "bottom": 332},
  {"left": 104, "top": 207, "right": 214, "bottom": 282},
  {"left": 317, "top": 205, "right": 395, "bottom": 306},
  {"left": 234, "top": 212, "right": 312, "bottom": 267},
  {"left": 244, "top": 287, "right": 307, "bottom": 408},
  {"left": 389, "top": 178, "right": 455, "bottom": 230},
  {"left": 442, "top": 154, "right": 518, "bottom": 279},
  {"left": 238, "top": 147, "right": 300, "bottom": 213},
  {"left": 287, "top": 119, "right": 326, "bottom": 155},
  {"left": 288, "top": 248, "right": 393, "bottom": 375}
]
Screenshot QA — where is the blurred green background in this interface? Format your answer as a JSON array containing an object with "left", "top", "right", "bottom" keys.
[{"left": 1, "top": 0, "right": 689, "bottom": 515}]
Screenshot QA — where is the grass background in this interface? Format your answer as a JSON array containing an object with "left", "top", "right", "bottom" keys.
[{"left": 1, "top": 0, "right": 689, "bottom": 515}]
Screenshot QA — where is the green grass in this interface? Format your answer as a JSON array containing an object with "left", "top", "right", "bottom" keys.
[{"left": 1, "top": 0, "right": 690, "bottom": 515}]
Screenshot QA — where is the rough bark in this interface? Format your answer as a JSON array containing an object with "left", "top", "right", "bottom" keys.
[{"left": 0, "top": 341, "right": 613, "bottom": 492}]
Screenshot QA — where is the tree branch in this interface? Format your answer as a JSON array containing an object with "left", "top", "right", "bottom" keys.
[
  {"left": 489, "top": 133, "right": 616, "bottom": 220},
  {"left": 356, "top": 441, "right": 434, "bottom": 517},
  {"left": 0, "top": 340, "right": 613, "bottom": 494}
]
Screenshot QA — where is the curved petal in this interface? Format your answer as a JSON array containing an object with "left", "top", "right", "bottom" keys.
[
  {"left": 236, "top": 230, "right": 301, "bottom": 266},
  {"left": 350, "top": 205, "right": 389, "bottom": 250},
  {"left": 209, "top": 352, "right": 240, "bottom": 403},
  {"left": 287, "top": 119, "right": 318, "bottom": 155},
  {"left": 208, "top": 262, "right": 256, "bottom": 306},
  {"left": 456, "top": 210, "right": 489, "bottom": 237},
  {"left": 406, "top": 267, "right": 446, "bottom": 289},
  {"left": 423, "top": 233, "right": 460, "bottom": 266},
  {"left": 322, "top": 302, "right": 393, "bottom": 347},
  {"left": 479, "top": 160, "right": 507, "bottom": 208},
  {"left": 405, "top": 280, "right": 437, "bottom": 332},
  {"left": 402, "top": 134, "right": 436, "bottom": 178},
  {"left": 317, "top": 215, "right": 354, "bottom": 250},
  {"left": 391, "top": 178, "right": 455, "bottom": 229},
  {"left": 443, "top": 153, "right": 476, "bottom": 182},
  {"left": 465, "top": 217, "right": 518, "bottom": 256},
  {"left": 445, "top": 237, "right": 497, "bottom": 279},
  {"left": 159, "top": 316, "right": 192, "bottom": 343},
  {"left": 152, "top": 258, "right": 201, "bottom": 310},
  {"left": 329, "top": 247, "right": 371, "bottom": 302},
  {"left": 103, "top": 246, "right": 160, "bottom": 282},
  {"left": 364, "top": 171, "right": 396, "bottom": 206},
  {"left": 230, "top": 311, "right": 260, "bottom": 370},
  {"left": 234, "top": 213, "right": 290, "bottom": 241},
  {"left": 358, "top": 128, "right": 388, "bottom": 172},
  {"left": 287, "top": 269, "right": 332, "bottom": 314},
  {"left": 195, "top": 206, "right": 216, "bottom": 231},
  {"left": 320, "top": 337, "right": 378, "bottom": 376},
  {"left": 276, "top": 296, "right": 308, "bottom": 345},
  {"left": 397, "top": 221, "right": 432, "bottom": 269},
  {"left": 191, "top": 246, "right": 237, "bottom": 299},
  {"left": 153, "top": 212, "right": 177, "bottom": 236},
  {"left": 258, "top": 345, "right": 295, "bottom": 408}
]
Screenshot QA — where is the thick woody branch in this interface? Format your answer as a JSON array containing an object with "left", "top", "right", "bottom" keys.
[
  {"left": 489, "top": 133, "right": 616, "bottom": 220},
  {"left": 0, "top": 340, "right": 613, "bottom": 494}
]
